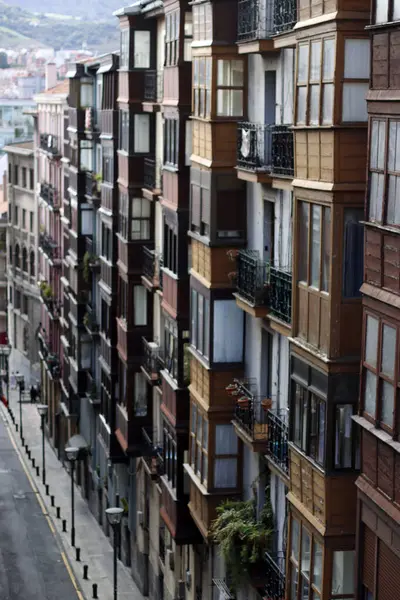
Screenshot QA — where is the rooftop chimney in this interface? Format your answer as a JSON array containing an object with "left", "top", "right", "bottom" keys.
[{"left": 45, "top": 62, "right": 57, "bottom": 90}]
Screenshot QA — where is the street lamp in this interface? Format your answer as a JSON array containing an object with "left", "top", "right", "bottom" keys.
[
  {"left": 37, "top": 404, "right": 48, "bottom": 485},
  {"left": 105, "top": 506, "right": 124, "bottom": 600},
  {"left": 65, "top": 446, "right": 79, "bottom": 547},
  {"left": 15, "top": 373, "right": 25, "bottom": 442}
]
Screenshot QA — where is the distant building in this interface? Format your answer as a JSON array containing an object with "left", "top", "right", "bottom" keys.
[{"left": 0, "top": 99, "right": 35, "bottom": 150}]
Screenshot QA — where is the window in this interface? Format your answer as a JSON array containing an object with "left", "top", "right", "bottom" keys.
[
  {"left": 80, "top": 139, "right": 93, "bottom": 171},
  {"left": 21, "top": 167, "right": 26, "bottom": 188},
  {"left": 102, "top": 145, "right": 114, "bottom": 183},
  {"left": 342, "top": 209, "right": 364, "bottom": 298},
  {"left": 101, "top": 224, "right": 111, "bottom": 260},
  {"left": 120, "top": 29, "right": 129, "bottom": 68},
  {"left": 164, "top": 119, "right": 179, "bottom": 167},
  {"left": 193, "top": 57, "right": 212, "bottom": 118},
  {"left": 119, "top": 110, "right": 130, "bottom": 153},
  {"left": 101, "top": 299, "right": 110, "bottom": 336},
  {"left": 131, "top": 197, "right": 151, "bottom": 240},
  {"left": 362, "top": 313, "right": 398, "bottom": 431},
  {"left": 164, "top": 318, "right": 178, "bottom": 379},
  {"left": 216, "top": 59, "right": 244, "bottom": 117},
  {"left": 334, "top": 405, "right": 355, "bottom": 469},
  {"left": 164, "top": 427, "right": 178, "bottom": 489},
  {"left": 29, "top": 211, "right": 33, "bottom": 232},
  {"left": 289, "top": 519, "right": 323, "bottom": 600},
  {"left": 133, "top": 285, "right": 147, "bottom": 326},
  {"left": 22, "top": 247, "right": 27, "bottom": 272},
  {"left": 375, "top": 0, "right": 400, "bottom": 23},
  {"left": 213, "top": 300, "right": 243, "bottom": 363},
  {"left": 163, "top": 223, "right": 177, "bottom": 274},
  {"left": 190, "top": 168, "right": 210, "bottom": 236},
  {"left": 331, "top": 551, "right": 355, "bottom": 596},
  {"left": 14, "top": 205, "right": 18, "bottom": 227},
  {"left": 119, "top": 279, "right": 127, "bottom": 320},
  {"left": 134, "top": 114, "right": 150, "bottom": 153},
  {"left": 29, "top": 169, "right": 34, "bottom": 190},
  {"left": 185, "top": 120, "right": 192, "bottom": 166},
  {"left": 22, "top": 209, "right": 26, "bottom": 230},
  {"left": 190, "top": 402, "right": 208, "bottom": 485},
  {"left": 8, "top": 163, "right": 11, "bottom": 184},
  {"left": 191, "top": 289, "right": 210, "bottom": 359},
  {"left": 134, "top": 31, "right": 150, "bottom": 69},
  {"left": 119, "top": 192, "right": 129, "bottom": 240},
  {"left": 15, "top": 244, "right": 20, "bottom": 268},
  {"left": 80, "top": 80, "right": 93, "bottom": 108},
  {"left": 193, "top": 2, "right": 212, "bottom": 42},
  {"left": 14, "top": 165, "right": 18, "bottom": 186},
  {"left": 165, "top": 10, "right": 179, "bottom": 67},
  {"left": 296, "top": 38, "right": 335, "bottom": 125},
  {"left": 369, "top": 119, "right": 400, "bottom": 226},
  {"left": 214, "top": 424, "right": 238, "bottom": 488},
  {"left": 342, "top": 39, "right": 369, "bottom": 122},
  {"left": 184, "top": 12, "right": 193, "bottom": 61},
  {"left": 298, "top": 201, "right": 331, "bottom": 293},
  {"left": 134, "top": 372, "right": 147, "bottom": 416},
  {"left": 30, "top": 251, "right": 35, "bottom": 276}
]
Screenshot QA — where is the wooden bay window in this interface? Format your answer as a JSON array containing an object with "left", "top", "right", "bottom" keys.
[
  {"left": 374, "top": 0, "right": 400, "bottom": 24},
  {"left": 298, "top": 201, "right": 331, "bottom": 293}
]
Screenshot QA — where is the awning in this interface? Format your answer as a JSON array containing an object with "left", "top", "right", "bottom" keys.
[{"left": 66, "top": 434, "right": 89, "bottom": 458}]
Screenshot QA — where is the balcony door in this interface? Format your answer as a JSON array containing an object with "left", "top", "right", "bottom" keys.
[
  {"left": 264, "top": 70, "right": 276, "bottom": 166},
  {"left": 263, "top": 199, "right": 274, "bottom": 264}
]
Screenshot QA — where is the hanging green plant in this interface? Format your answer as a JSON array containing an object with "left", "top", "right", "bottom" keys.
[
  {"left": 83, "top": 251, "right": 91, "bottom": 282},
  {"left": 211, "top": 491, "right": 274, "bottom": 589}
]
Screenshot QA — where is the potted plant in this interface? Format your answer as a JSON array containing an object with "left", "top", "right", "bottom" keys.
[
  {"left": 226, "top": 383, "right": 239, "bottom": 396},
  {"left": 237, "top": 395, "right": 250, "bottom": 408},
  {"left": 261, "top": 398, "right": 272, "bottom": 411}
]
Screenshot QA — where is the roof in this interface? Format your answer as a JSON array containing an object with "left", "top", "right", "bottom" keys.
[
  {"left": 3, "top": 140, "right": 34, "bottom": 157},
  {"left": 42, "top": 79, "right": 69, "bottom": 95}
]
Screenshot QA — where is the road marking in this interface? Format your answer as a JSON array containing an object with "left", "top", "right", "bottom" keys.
[{"left": 3, "top": 413, "right": 84, "bottom": 600}]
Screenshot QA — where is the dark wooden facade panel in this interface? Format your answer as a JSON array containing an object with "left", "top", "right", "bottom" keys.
[
  {"left": 378, "top": 541, "right": 400, "bottom": 600},
  {"left": 372, "top": 33, "right": 389, "bottom": 89},
  {"left": 377, "top": 442, "right": 395, "bottom": 499},
  {"left": 363, "top": 525, "right": 376, "bottom": 591},
  {"left": 362, "top": 430, "right": 378, "bottom": 485},
  {"left": 365, "top": 227, "right": 400, "bottom": 293}
]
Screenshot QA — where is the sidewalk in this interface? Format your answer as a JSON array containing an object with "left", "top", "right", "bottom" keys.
[{"left": 2, "top": 390, "right": 144, "bottom": 600}]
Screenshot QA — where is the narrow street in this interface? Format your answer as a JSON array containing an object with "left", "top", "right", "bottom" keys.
[{"left": 0, "top": 412, "right": 79, "bottom": 600}]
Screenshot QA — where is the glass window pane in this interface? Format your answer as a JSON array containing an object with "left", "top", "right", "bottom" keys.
[
  {"left": 310, "top": 204, "right": 321, "bottom": 288},
  {"left": 370, "top": 120, "right": 379, "bottom": 169},
  {"left": 300, "top": 579, "right": 309, "bottom": 600},
  {"left": 298, "top": 44, "right": 309, "bottom": 83},
  {"left": 291, "top": 519, "right": 300, "bottom": 562},
  {"left": 215, "top": 424, "right": 238, "bottom": 454},
  {"left": 381, "top": 381, "right": 395, "bottom": 427},
  {"left": 310, "top": 85, "right": 321, "bottom": 125},
  {"left": 214, "top": 458, "right": 237, "bottom": 488},
  {"left": 364, "top": 370, "right": 377, "bottom": 416},
  {"left": 231, "top": 60, "right": 244, "bottom": 86},
  {"left": 197, "top": 412, "right": 202, "bottom": 441},
  {"left": 191, "top": 404, "right": 197, "bottom": 434},
  {"left": 310, "top": 41, "right": 321, "bottom": 82},
  {"left": 217, "top": 60, "right": 230, "bottom": 86},
  {"left": 365, "top": 315, "right": 378, "bottom": 367},
  {"left": 134, "top": 114, "right": 150, "bottom": 153},
  {"left": 297, "top": 87, "right": 307, "bottom": 125},
  {"left": 299, "top": 202, "right": 309, "bottom": 282},
  {"left": 344, "top": 39, "right": 370, "bottom": 79},
  {"left": 203, "top": 419, "right": 208, "bottom": 449},
  {"left": 376, "top": 0, "right": 389, "bottom": 23},
  {"left": 388, "top": 121, "right": 398, "bottom": 172},
  {"left": 394, "top": 0, "right": 400, "bottom": 19},
  {"left": 378, "top": 120, "right": 387, "bottom": 170},
  {"left": 342, "top": 83, "right": 369, "bottom": 122},
  {"left": 369, "top": 173, "right": 384, "bottom": 222},
  {"left": 134, "top": 31, "right": 150, "bottom": 68},
  {"left": 335, "top": 404, "right": 353, "bottom": 469},
  {"left": 322, "top": 83, "right": 334, "bottom": 125},
  {"left": 231, "top": 90, "right": 243, "bottom": 117},
  {"left": 381, "top": 324, "right": 396, "bottom": 378},
  {"left": 331, "top": 551, "right": 355, "bottom": 595},
  {"left": 321, "top": 207, "right": 331, "bottom": 292},
  {"left": 323, "top": 38, "right": 335, "bottom": 80},
  {"left": 290, "top": 566, "right": 298, "bottom": 600},
  {"left": 312, "top": 545, "right": 322, "bottom": 594},
  {"left": 301, "top": 528, "right": 311, "bottom": 577}
]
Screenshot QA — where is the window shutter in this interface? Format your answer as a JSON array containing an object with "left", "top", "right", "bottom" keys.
[
  {"left": 378, "top": 540, "right": 400, "bottom": 600},
  {"left": 191, "top": 184, "right": 201, "bottom": 228},
  {"left": 362, "top": 526, "right": 376, "bottom": 593}
]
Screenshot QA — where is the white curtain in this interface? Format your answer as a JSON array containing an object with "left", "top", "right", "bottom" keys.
[{"left": 213, "top": 300, "right": 244, "bottom": 363}]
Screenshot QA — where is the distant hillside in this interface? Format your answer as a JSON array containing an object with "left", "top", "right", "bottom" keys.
[
  {"left": 0, "top": 1, "right": 119, "bottom": 50},
  {"left": 2, "top": 0, "right": 123, "bottom": 20}
]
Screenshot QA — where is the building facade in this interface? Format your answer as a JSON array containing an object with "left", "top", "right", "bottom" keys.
[{"left": 5, "top": 141, "right": 41, "bottom": 383}]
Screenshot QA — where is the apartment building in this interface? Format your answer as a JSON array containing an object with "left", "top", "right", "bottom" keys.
[
  {"left": 5, "top": 141, "right": 41, "bottom": 383},
  {"left": 34, "top": 80, "right": 69, "bottom": 454},
  {"left": 354, "top": 1, "right": 400, "bottom": 597}
]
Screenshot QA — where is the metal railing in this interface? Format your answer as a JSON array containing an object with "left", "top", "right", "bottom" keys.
[
  {"left": 237, "top": 122, "right": 272, "bottom": 171},
  {"left": 99, "top": 414, "right": 111, "bottom": 450},
  {"left": 158, "top": 256, "right": 164, "bottom": 291},
  {"left": 144, "top": 157, "right": 157, "bottom": 191},
  {"left": 40, "top": 183, "right": 60, "bottom": 208},
  {"left": 264, "top": 550, "right": 286, "bottom": 600},
  {"left": 142, "top": 427, "right": 164, "bottom": 477},
  {"left": 142, "top": 337, "right": 162, "bottom": 383},
  {"left": 232, "top": 379, "right": 269, "bottom": 442},
  {"left": 237, "top": 0, "right": 296, "bottom": 40},
  {"left": 269, "top": 267, "right": 292, "bottom": 324},
  {"left": 266, "top": 409, "right": 288, "bottom": 474},
  {"left": 39, "top": 233, "right": 61, "bottom": 262},
  {"left": 144, "top": 70, "right": 163, "bottom": 103},
  {"left": 236, "top": 249, "right": 269, "bottom": 306},
  {"left": 271, "top": 125, "right": 294, "bottom": 177},
  {"left": 143, "top": 246, "right": 156, "bottom": 282}
]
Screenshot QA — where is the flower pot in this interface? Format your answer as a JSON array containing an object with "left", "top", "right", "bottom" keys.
[
  {"left": 237, "top": 396, "right": 250, "bottom": 408},
  {"left": 261, "top": 398, "right": 272, "bottom": 411}
]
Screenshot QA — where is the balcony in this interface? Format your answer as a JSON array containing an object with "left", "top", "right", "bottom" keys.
[
  {"left": 269, "top": 267, "right": 292, "bottom": 325},
  {"left": 38, "top": 332, "right": 61, "bottom": 379},
  {"left": 141, "top": 337, "right": 162, "bottom": 385},
  {"left": 237, "top": 123, "right": 294, "bottom": 182},
  {"left": 83, "top": 307, "right": 99, "bottom": 336},
  {"left": 143, "top": 70, "right": 163, "bottom": 105},
  {"left": 39, "top": 233, "right": 61, "bottom": 265},
  {"left": 234, "top": 250, "right": 269, "bottom": 317},
  {"left": 230, "top": 378, "right": 270, "bottom": 452},
  {"left": 142, "top": 246, "right": 163, "bottom": 291},
  {"left": 85, "top": 172, "right": 101, "bottom": 203},
  {"left": 40, "top": 183, "right": 60, "bottom": 209},
  {"left": 40, "top": 133, "right": 60, "bottom": 156},
  {"left": 266, "top": 409, "right": 289, "bottom": 478},
  {"left": 143, "top": 157, "right": 161, "bottom": 193},
  {"left": 264, "top": 551, "right": 286, "bottom": 600},
  {"left": 142, "top": 427, "right": 164, "bottom": 480},
  {"left": 86, "top": 370, "right": 100, "bottom": 405},
  {"left": 237, "top": 0, "right": 296, "bottom": 53}
]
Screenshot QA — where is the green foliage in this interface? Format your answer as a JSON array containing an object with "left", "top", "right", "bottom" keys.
[
  {"left": 121, "top": 497, "right": 129, "bottom": 515},
  {"left": 83, "top": 251, "right": 98, "bottom": 282},
  {"left": 39, "top": 281, "right": 53, "bottom": 300},
  {"left": 211, "top": 492, "right": 274, "bottom": 589}
]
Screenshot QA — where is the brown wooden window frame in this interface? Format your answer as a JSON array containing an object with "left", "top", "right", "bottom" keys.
[
  {"left": 165, "top": 10, "right": 180, "bottom": 67},
  {"left": 193, "top": 56, "right": 212, "bottom": 118},
  {"left": 164, "top": 118, "right": 179, "bottom": 167},
  {"left": 295, "top": 36, "right": 336, "bottom": 127},
  {"left": 373, "top": 0, "right": 400, "bottom": 24},
  {"left": 192, "top": 2, "right": 212, "bottom": 43},
  {"left": 361, "top": 310, "right": 399, "bottom": 435},
  {"left": 289, "top": 517, "right": 324, "bottom": 600},
  {"left": 298, "top": 200, "right": 331, "bottom": 294},
  {"left": 291, "top": 379, "right": 326, "bottom": 467},
  {"left": 216, "top": 59, "right": 244, "bottom": 118},
  {"left": 189, "top": 401, "right": 208, "bottom": 486}
]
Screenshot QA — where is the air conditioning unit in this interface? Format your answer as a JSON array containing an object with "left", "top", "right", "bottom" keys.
[
  {"left": 185, "top": 570, "right": 192, "bottom": 589},
  {"left": 167, "top": 549, "right": 175, "bottom": 571},
  {"left": 137, "top": 510, "right": 144, "bottom": 527}
]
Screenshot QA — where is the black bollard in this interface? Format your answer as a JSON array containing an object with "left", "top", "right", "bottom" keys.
[
  {"left": 35, "top": 466, "right": 40, "bottom": 477},
  {"left": 24, "top": 445, "right": 28, "bottom": 454},
  {"left": 62, "top": 519, "right": 67, "bottom": 532},
  {"left": 56, "top": 506, "right": 61, "bottom": 519},
  {"left": 45, "top": 484, "right": 49, "bottom": 496},
  {"left": 27, "top": 449, "right": 31, "bottom": 459},
  {"left": 32, "top": 458, "right": 35, "bottom": 468},
  {"left": 50, "top": 495, "right": 55, "bottom": 507},
  {"left": 83, "top": 565, "right": 88, "bottom": 580},
  {"left": 76, "top": 548, "right": 80, "bottom": 562},
  {"left": 15, "top": 424, "right": 18, "bottom": 432},
  {"left": 92, "top": 583, "right": 98, "bottom": 599}
]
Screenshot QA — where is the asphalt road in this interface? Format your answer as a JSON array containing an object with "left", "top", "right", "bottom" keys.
[{"left": 0, "top": 414, "right": 79, "bottom": 600}]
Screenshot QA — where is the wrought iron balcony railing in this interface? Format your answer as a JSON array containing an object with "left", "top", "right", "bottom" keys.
[
  {"left": 144, "top": 157, "right": 162, "bottom": 191},
  {"left": 266, "top": 409, "right": 289, "bottom": 475},
  {"left": 40, "top": 133, "right": 60, "bottom": 155},
  {"left": 144, "top": 70, "right": 163, "bottom": 103},
  {"left": 85, "top": 171, "right": 101, "bottom": 199},
  {"left": 264, "top": 551, "right": 286, "bottom": 600},
  {"left": 143, "top": 246, "right": 156, "bottom": 282},
  {"left": 236, "top": 249, "right": 269, "bottom": 306},
  {"left": 271, "top": 125, "right": 294, "bottom": 177},
  {"left": 231, "top": 378, "right": 270, "bottom": 442},
  {"left": 159, "top": 255, "right": 164, "bottom": 291},
  {"left": 269, "top": 267, "right": 292, "bottom": 324},
  {"left": 142, "top": 337, "right": 162, "bottom": 384},
  {"left": 39, "top": 233, "right": 61, "bottom": 262},
  {"left": 237, "top": 0, "right": 296, "bottom": 41},
  {"left": 40, "top": 182, "right": 60, "bottom": 208},
  {"left": 142, "top": 427, "right": 164, "bottom": 478},
  {"left": 237, "top": 123, "right": 294, "bottom": 177}
]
